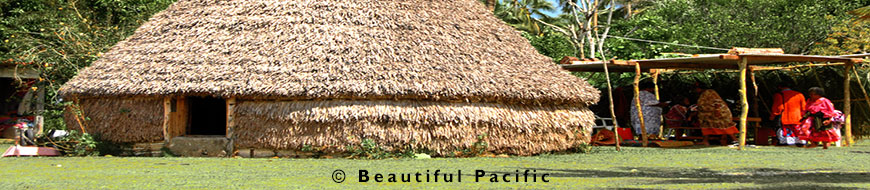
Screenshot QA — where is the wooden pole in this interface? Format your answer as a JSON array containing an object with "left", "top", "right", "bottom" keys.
[
  {"left": 601, "top": 61, "right": 621, "bottom": 151},
  {"left": 226, "top": 97, "right": 237, "bottom": 156},
  {"left": 844, "top": 62, "right": 854, "bottom": 146},
  {"left": 162, "top": 96, "right": 172, "bottom": 144},
  {"left": 738, "top": 57, "right": 749, "bottom": 150},
  {"left": 852, "top": 68, "right": 870, "bottom": 120},
  {"left": 634, "top": 63, "right": 648, "bottom": 147},
  {"left": 653, "top": 71, "right": 663, "bottom": 138}
]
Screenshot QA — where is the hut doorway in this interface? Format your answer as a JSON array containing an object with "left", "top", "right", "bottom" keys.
[{"left": 186, "top": 97, "right": 226, "bottom": 136}]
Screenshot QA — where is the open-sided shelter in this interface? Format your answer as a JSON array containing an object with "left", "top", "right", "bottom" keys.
[
  {"left": 59, "top": 0, "right": 601, "bottom": 156},
  {"left": 561, "top": 49, "right": 864, "bottom": 149}
]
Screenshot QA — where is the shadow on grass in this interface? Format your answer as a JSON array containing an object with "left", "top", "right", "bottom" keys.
[{"left": 507, "top": 167, "right": 869, "bottom": 189}]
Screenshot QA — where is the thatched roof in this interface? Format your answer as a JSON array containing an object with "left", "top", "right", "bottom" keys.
[{"left": 60, "top": 0, "right": 599, "bottom": 106}]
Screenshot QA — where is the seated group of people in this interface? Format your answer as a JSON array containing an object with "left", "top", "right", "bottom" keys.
[
  {"left": 629, "top": 81, "right": 842, "bottom": 148},
  {"left": 631, "top": 82, "right": 738, "bottom": 144}
]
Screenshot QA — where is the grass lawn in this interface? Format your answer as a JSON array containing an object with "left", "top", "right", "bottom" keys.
[{"left": 1, "top": 142, "right": 869, "bottom": 189}]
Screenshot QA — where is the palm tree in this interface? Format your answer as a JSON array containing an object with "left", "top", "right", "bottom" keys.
[{"left": 482, "top": 0, "right": 555, "bottom": 35}]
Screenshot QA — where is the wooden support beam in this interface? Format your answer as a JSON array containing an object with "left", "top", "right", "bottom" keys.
[
  {"left": 844, "top": 63, "right": 854, "bottom": 146},
  {"left": 738, "top": 57, "right": 749, "bottom": 150},
  {"left": 751, "top": 63, "right": 846, "bottom": 71},
  {"left": 851, "top": 68, "right": 870, "bottom": 120},
  {"left": 226, "top": 97, "right": 237, "bottom": 157},
  {"left": 720, "top": 54, "right": 740, "bottom": 60},
  {"left": 653, "top": 71, "right": 663, "bottom": 138},
  {"left": 601, "top": 61, "right": 621, "bottom": 151},
  {"left": 634, "top": 63, "right": 648, "bottom": 147},
  {"left": 162, "top": 96, "right": 172, "bottom": 144}
]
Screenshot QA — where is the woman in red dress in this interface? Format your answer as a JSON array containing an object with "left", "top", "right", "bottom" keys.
[{"left": 800, "top": 87, "right": 842, "bottom": 149}]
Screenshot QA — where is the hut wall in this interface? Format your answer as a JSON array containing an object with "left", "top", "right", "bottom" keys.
[
  {"left": 233, "top": 100, "right": 595, "bottom": 156},
  {"left": 167, "top": 97, "right": 188, "bottom": 139},
  {"left": 64, "top": 97, "right": 164, "bottom": 143}
]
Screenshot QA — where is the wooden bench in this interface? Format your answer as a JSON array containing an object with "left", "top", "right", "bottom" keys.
[{"left": 667, "top": 117, "right": 761, "bottom": 145}]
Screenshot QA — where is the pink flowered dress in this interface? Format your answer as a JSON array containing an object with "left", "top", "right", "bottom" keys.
[{"left": 800, "top": 97, "right": 842, "bottom": 143}]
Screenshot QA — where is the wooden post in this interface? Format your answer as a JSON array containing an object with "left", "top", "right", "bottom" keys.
[
  {"left": 634, "top": 63, "right": 648, "bottom": 147},
  {"left": 162, "top": 96, "right": 172, "bottom": 144},
  {"left": 34, "top": 86, "right": 45, "bottom": 136},
  {"left": 844, "top": 62, "right": 854, "bottom": 146},
  {"left": 601, "top": 61, "right": 621, "bottom": 151},
  {"left": 226, "top": 97, "right": 237, "bottom": 156},
  {"left": 653, "top": 70, "right": 663, "bottom": 138},
  {"left": 738, "top": 57, "right": 749, "bottom": 150},
  {"left": 851, "top": 68, "right": 870, "bottom": 115}
]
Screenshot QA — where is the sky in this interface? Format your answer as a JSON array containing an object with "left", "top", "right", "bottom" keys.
[
  {"left": 542, "top": 0, "right": 562, "bottom": 17},
  {"left": 537, "top": 0, "right": 622, "bottom": 18}
]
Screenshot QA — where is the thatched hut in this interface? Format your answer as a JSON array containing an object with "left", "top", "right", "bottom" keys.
[{"left": 60, "top": 0, "right": 600, "bottom": 156}]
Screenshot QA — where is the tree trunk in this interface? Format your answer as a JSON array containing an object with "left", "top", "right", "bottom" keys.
[{"left": 625, "top": 2, "right": 633, "bottom": 19}]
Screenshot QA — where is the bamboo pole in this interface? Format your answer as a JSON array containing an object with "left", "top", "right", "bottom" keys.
[
  {"left": 738, "top": 57, "right": 749, "bottom": 150},
  {"left": 601, "top": 61, "right": 621, "bottom": 151},
  {"left": 844, "top": 62, "right": 854, "bottom": 146},
  {"left": 634, "top": 63, "right": 648, "bottom": 147},
  {"left": 653, "top": 71, "right": 663, "bottom": 138}
]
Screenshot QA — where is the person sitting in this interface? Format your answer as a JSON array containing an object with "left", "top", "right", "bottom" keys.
[
  {"left": 630, "top": 81, "right": 668, "bottom": 139},
  {"left": 665, "top": 96, "right": 702, "bottom": 139},
  {"left": 694, "top": 84, "right": 739, "bottom": 144},
  {"left": 665, "top": 96, "right": 692, "bottom": 128}
]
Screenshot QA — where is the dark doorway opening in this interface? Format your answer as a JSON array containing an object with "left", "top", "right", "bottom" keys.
[{"left": 187, "top": 96, "right": 226, "bottom": 136}]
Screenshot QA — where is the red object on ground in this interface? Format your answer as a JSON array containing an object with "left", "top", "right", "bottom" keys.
[
  {"left": 2, "top": 145, "right": 61, "bottom": 157},
  {"left": 755, "top": 127, "right": 777, "bottom": 145},
  {"left": 616, "top": 127, "right": 633, "bottom": 141},
  {"left": 592, "top": 129, "right": 617, "bottom": 145}
]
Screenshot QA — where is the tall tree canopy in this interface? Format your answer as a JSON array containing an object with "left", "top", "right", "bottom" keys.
[{"left": 604, "top": 0, "right": 870, "bottom": 59}]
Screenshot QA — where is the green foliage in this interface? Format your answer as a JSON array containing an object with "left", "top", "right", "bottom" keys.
[
  {"left": 44, "top": 130, "right": 129, "bottom": 156},
  {"left": 811, "top": 19, "right": 870, "bottom": 55},
  {"left": 468, "top": 133, "right": 489, "bottom": 156},
  {"left": 851, "top": 5, "right": 870, "bottom": 20},
  {"left": 0, "top": 0, "right": 175, "bottom": 129},
  {"left": 606, "top": 0, "right": 870, "bottom": 59},
  {"left": 488, "top": 0, "right": 556, "bottom": 35},
  {"left": 521, "top": 31, "right": 575, "bottom": 62},
  {"left": 347, "top": 138, "right": 391, "bottom": 159}
]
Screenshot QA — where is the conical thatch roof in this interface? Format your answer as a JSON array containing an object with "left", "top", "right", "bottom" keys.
[{"left": 60, "top": 0, "right": 599, "bottom": 106}]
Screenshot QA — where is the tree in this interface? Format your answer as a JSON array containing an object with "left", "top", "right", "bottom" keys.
[
  {"left": 0, "top": 0, "right": 175, "bottom": 129},
  {"left": 605, "top": 0, "right": 870, "bottom": 60},
  {"left": 851, "top": 6, "right": 870, "bottom": 21},
  {"left": 490, "top": 0, "right": 557, "bottom": 35},
  {"left": 535, "top": 0, "right": 618, "bottom": 59},
  {"left": 811, "top": 19, "right": 870, "bottom": 55}
]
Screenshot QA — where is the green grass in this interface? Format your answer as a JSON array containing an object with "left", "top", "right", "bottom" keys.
[{"left": 1, "top": 142, "right": 870, "bottom": 189}]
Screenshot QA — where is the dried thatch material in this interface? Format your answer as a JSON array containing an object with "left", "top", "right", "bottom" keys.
[
  {"left": 59, "top": 0, "right": 599, "bottom": 106},
  {"left": 234, "top": 100, "right": 594, "bottom": 156},
  {"left": 58, "top": 0, "right": 603, "bottom": 156},
  {"left": 63, "top": 97, "right": 164, "bottom": 142}
]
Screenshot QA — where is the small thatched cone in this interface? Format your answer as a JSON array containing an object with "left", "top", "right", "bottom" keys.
[{"left": 61, "top": 0, "right": 600, "bottom": 156}]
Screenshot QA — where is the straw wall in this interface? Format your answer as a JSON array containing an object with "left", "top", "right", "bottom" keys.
[
  {"left": 64, "top": 97, "right": 164, "bottom": 142},
  {"left": 234, "top": 100, "right": 594, "bottom": 156}
]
